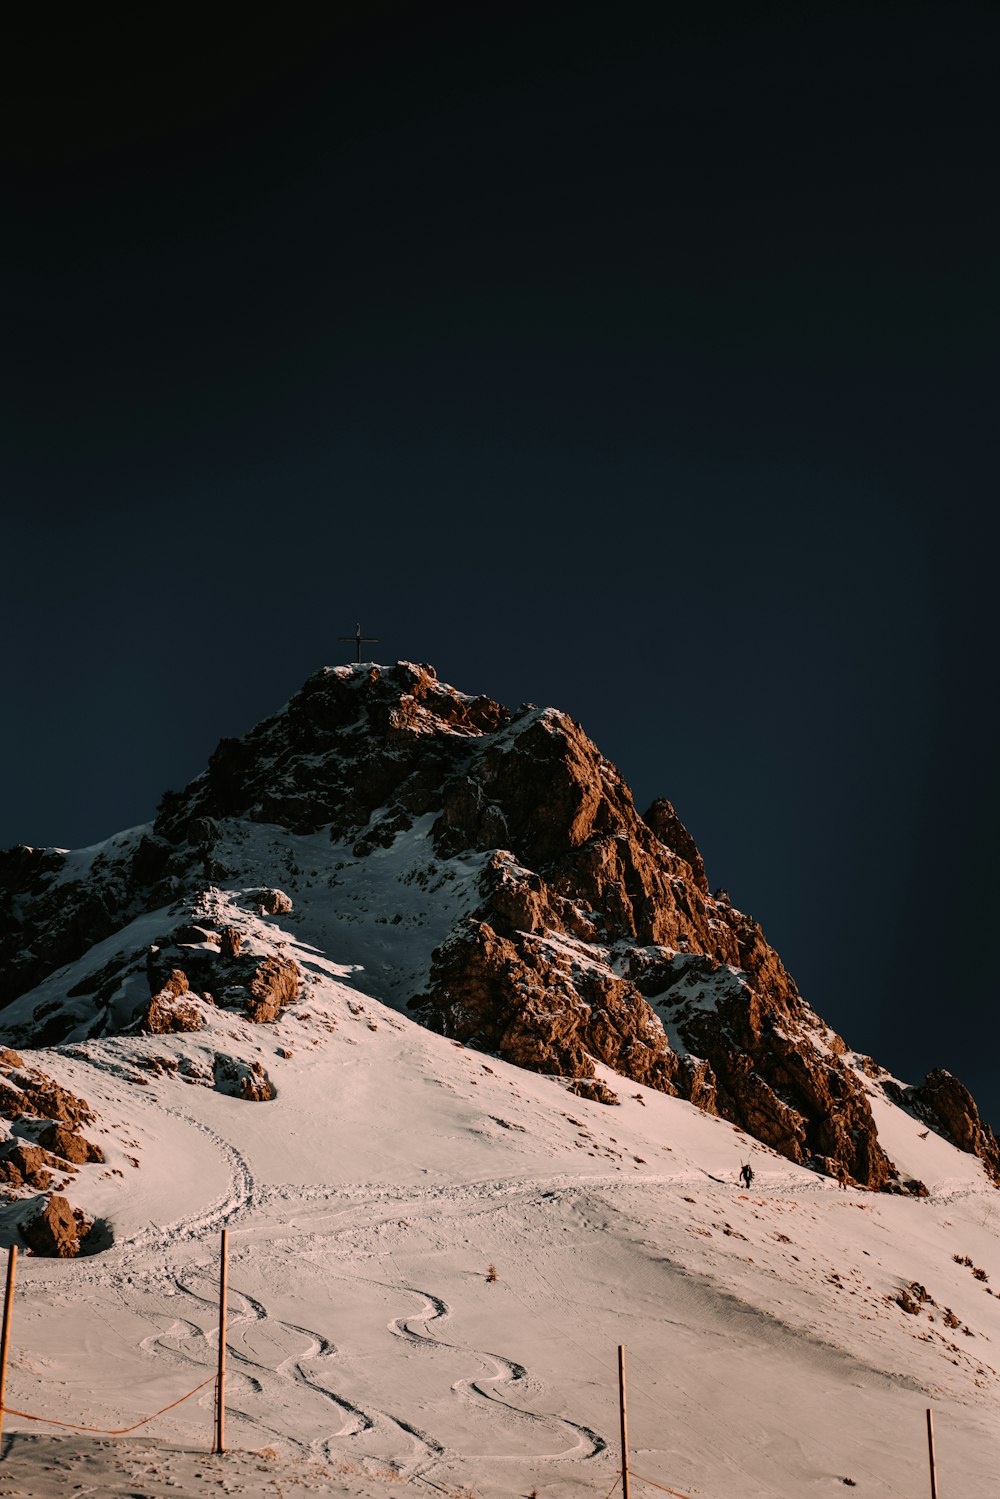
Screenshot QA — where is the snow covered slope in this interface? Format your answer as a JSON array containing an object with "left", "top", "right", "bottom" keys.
[
  {"left": 1, "top": 662, "right": 998, "bottom": 1494},
  {"left": 0, "top": 889, "right": 998, "bottom": 1497}
]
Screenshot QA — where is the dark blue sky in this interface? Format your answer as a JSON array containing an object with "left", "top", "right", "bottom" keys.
[{"left": 3, "top": 5, "right": 998, "bottom": 1120}]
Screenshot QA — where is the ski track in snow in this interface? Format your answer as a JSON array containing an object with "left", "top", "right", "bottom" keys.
[
  {"left": 386, "top": 1281, "right": 607, "bottom": 1463},
  {"left": 184, "top": 1267, "right": 451, "bottom": 1477},
  {"left": 14, "top": 998, "right": 997, "bottom": 1494},
  {"left": 117, "top": 1242, "right": 450, "bottom": 1477},
  {"left": 120, "top": 1105, "right": 255, "bottom": 1258},
  {"left": 32, "top": 1051, "right": 258, "bottom": 1273},
  {"left": 18, "top": 1066, "right": 607, "bottom": 1475},
  {"left": 160, "top": 1270, "right": 403, "bottom": 1464}
]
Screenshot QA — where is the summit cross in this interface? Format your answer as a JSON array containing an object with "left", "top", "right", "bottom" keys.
[{"left": 339, "top": 623, "right": 379, "bottom": 663}]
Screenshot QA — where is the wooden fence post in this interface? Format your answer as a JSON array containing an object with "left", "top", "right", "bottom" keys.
[
  {"left": 0, "top": 1246, "right": 17, "bottom": 1450},
  {"left": 214, "top": 1230, "right": 228, "bottom": 1455},
  {"left": 926, "top": 1408, "right": 938, "bottom": 1499},
  {"left": 618, "top": 1343, "right": 630, "bottom": 1499}
]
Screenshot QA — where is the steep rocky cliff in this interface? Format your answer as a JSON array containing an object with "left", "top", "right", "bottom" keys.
[{"left": 1, "top": 660, "right": 996, "bottom": 1192}]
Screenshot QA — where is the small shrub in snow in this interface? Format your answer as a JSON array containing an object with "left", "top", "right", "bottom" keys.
[
  {"left": 895, "top": 1282, "right": 933, "bottom": 1314},
  {"left": 953, "top": 1253, "right": 989, "bottom": 1282}
]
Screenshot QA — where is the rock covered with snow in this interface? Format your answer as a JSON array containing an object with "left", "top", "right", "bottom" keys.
[
  {"left": 143, "top": 968, "right": 205, "bottom": 1034},
  {"left": 146, "top": 935, "right": 302, "bottom": 1026},
  {"left": 889, "top": 1069, "right": 1000, "bottom": 1185},
  {"left": 0, "top": 660, "right": 996, "bottom": 1193},
  {"left": 213, "top": 1053, "right": 273, "bottom": 1102}
]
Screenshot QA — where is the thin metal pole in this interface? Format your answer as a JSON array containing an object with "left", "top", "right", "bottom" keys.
[
  {"left": 926, "top": 1408, "right": 938, "bottom": 1499},
  {"left": 0, "top": 1247, "right": 17, "bottom": 1450},
  {"left": 214, "top": 1230, "right": 228, "bottom": 1455},
  {"left": 618, "top": 1343, "right": 630, "bottom": 1499}
]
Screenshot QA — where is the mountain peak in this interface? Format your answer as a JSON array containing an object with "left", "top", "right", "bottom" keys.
[{"left": 2, "top": 662, "right": 998, "bottom": 1202}]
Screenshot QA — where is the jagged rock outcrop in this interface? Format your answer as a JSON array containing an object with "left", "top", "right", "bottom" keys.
[
  {"left": 569, "top": 1078, "right": 622, "bottom": 1105},
  {"left": 213, "top": 1054, "right": 273, "bottom": 1101},
  {"left": 415, "top": 918, "right": 688, "bottom": 1095},
  {"left": 22, "top": 1193, "right": 91, "bottom": 1258},
  {"left": 0, "top": 1055, "right": 92, "bottom": 1129},
  {"left": 0, "top": 1142, "right": 62, "bottom": 1191},
  {"left": 255, "top": 888, "right": 293, "bottom": 916},
  {"left": 890, "top": 1070, "right": 1000, "bottom": 1186},
  {"left": 409, "top": 703, "right": 893, "bottom": 1185},
  {"left": 0, "top": 846, "right": 94, "bottom": 1012},
  {"left": 0, "top": 665, "right": 512, "bottom": 1025},
  {"left": 0, "top": 659, "right": 994, "bottom": 1191},
  {"left": 158, "top": 661, "right": 510, "bottom": 846},
  {"left": 146, "top": 937, "right": 301, "bottom": 1026},
  {"left": 35, "top": 1123, "right": 104, "bottom": 1165},
  {"left": 143, "top": 969, "right": 205, "bottom": 1034},
  {"left": 239, "top": 956, "right": 300, "bottom": 1023},
  {"left": 642, "top": 798, "right": 710, "bottom": 894},
  {"left": 631, "top": 952, "right": 892, "bottom": 1187},
  {"left": 220, "top": 926, "right": 242, "bottom": 958}
]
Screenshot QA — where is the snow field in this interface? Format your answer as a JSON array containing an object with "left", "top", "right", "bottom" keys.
[{"left": 0, "top": 888, "right": 997, "bottom": 1495}]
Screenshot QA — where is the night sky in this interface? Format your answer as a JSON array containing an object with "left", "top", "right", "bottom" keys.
[{"left": 4, "top": 6, "right": 998, "bottom": 1121}]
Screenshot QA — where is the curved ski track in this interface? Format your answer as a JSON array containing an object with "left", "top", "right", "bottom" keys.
[
  {"left": 121, "top": 1105, "right": 255, "bottom": 1258},
  {"left": 137, "top": 1265, "right": 450, "bottom": 1477},
  {"left": 34, "top": 1060, "right": 612, "bottom": 1471},
  {"left": 386, "top": 1281, "right": 606, "bottom": 1463}
]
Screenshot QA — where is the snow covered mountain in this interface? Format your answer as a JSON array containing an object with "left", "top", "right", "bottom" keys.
[
  {"left": 3, "top": 660, "right": 996, "bottom": 1194},
  {"left": 0, "top": 661, "right": 997, "bottom": 1496}
]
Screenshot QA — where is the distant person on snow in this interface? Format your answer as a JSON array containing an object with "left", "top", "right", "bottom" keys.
[{"left": 740, "top": 1162, "right": 754, "bottom": 1190}]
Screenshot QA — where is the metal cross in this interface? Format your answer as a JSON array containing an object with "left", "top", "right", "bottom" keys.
[{"left": 338, "top": 622, "right": 379, "bottom": 663}]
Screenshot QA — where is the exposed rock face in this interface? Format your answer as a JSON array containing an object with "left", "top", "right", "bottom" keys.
[
  {"left": 0, "top": 1055, "right": 102, "bottom": 1236},
  {"left": 143, "top": 969, "right": 205, "bottom": 1034},
  {"left": 241, "top": 955, "right": 300, "bottom": 1023},
  {"left": 36, "top": 1123, "right": 104, "bottom": 1165},
  {"left": 633, "top": 953, "right": 892, "bottom": 1188},
  {"left": 256, "top": 888, "right": 293, "bottom": 916},
  {"left": 0, "top": 847, "right": 85, "bottom": 1011},
  {"left": 409, "top": 706, "right": 892, "bottom": 1186},
  {"left": 642, "top": 799, "right": 709, "bottom": 894},
  {"left": 220, "top": 926, "right": 242, "bottom": 958},
  {"left": 416, "top": 919, "right": 690, "bottom": 1097},
  {"left": 147, "top": 940, "right": 301, "bottom": 1026},
  {"left": 0, "top": 659, "right": 994, "bottom": 1191},
  {"left": 569, "top": 1078, "right": 621, "bottom": 1105},
  {"left": 213, "top": 1054, "right": 273, "bottom": 1101},
  {"left": 0, "top": 1142, "right": 61, "bottom": 1190},
  {"left": 155, "top": 661, "right": 510, "bottom": 846},
  {"left": 22, "top": 1193, "right": 90, "bottom": 1258},
  {"left": 897, "top": 1070, "right": 1000, "bottom": 1185},
  {"left": 0, "top": 1055, "right": 92, "bottom": 1128}
]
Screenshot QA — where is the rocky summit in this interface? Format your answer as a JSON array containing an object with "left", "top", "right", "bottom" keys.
[{"left": 1, "top": 660, "right": 997, "bottom": 1201}]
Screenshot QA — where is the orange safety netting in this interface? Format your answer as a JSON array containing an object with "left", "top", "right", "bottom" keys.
[{"left": 0, "top": 1374, "right": 216, "bottom": 1435}]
